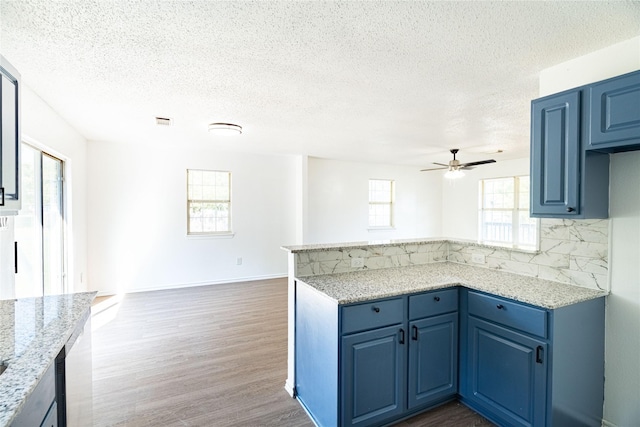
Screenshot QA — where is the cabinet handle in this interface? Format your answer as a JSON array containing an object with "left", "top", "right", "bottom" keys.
[
  {"left": 14, "top": 242, "right": 18, "bottom": 274},
  {"left": 496, "top": 304, "right": 504, "bottom": 310},
  {"left": 434, "top": 296, "right": 440, "bottom": 302},
  {"left": 412, "top": 325, "right": 418, "bottom": 341},
  {"left": 536, "top": 346, "right": 544, "bottom": 364},
  {"left": 372, "top": 306, "right": 380, "bottom": 313},
  {"left": 567, "top": 207, "right": 575, "bottom": 213},
  {"left": 399, "top": 328, "right": 405, "bottom": 344},
  {"left": 0, "top": 187, "right": 4, "bottom": 206}
]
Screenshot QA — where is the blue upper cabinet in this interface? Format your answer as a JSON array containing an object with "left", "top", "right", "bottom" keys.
[
  {"left": 530, "top": 79, "right": 617, "bottom": 219},
  {"left": 530, "top": 91, "right": 581, "bottom": 217},
  {"left": 0, "top": 55, "right": 21, "bottom": 215},
  {"left": 587, "top": 70, "right": 640, "bottom": 152}
]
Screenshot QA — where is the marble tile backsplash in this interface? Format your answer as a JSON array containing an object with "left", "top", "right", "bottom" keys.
[
  {"left": 295, "top": 241, "right": 449, "bottom": 276},
  {"left": 294, "top": 219, "right": 609, "bottom": 291}
]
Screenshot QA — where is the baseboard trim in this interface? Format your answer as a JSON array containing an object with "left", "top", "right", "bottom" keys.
[
  {"left": 602, "top": 420, "right": 618, "bottom": 427},
  {"left": 284, "top": 380, "right": 295, "bottom": 398},
  {"left": 94, "top": 273, "right": 287, "bottom": 296}
]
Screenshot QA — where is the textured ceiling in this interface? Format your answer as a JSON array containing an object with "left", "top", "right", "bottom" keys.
[{"left": 1, "top": 1, "right": 640, "bottom": 167}]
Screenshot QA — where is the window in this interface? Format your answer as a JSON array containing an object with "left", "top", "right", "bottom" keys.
[
  {"left": 368, "top": 179, "right": 394, "bottom": 228},
  {"left": 479, "top": 176, "right": 538, "bottom": 248},
  {"left": 187, "top": 169, "right": 231, "bottom": 235}
]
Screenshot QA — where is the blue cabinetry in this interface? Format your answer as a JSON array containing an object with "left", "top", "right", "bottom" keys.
[
  {"left": 0, "top": 55, "right": 21, "bottom": 215},
  {"left": 587, "top": 70, "right": 640, "bottom": 151},
  {"left": 11, "top": 362, "right": 57, "bottom": 427},
  {"left": 460, "top": 289, "right": 605, "bottom": 427},
  {"left": 530, "top": 90, "right": 609, "bottom": 219},
  {"left": 341, "top": 297, "right": 405, "bottom": 426},
  {"left": 296, "top": 283, "right": 605, "bottom": 426},
  {"left": 530, "top": 91, "right": 582, "bottom": 217},
  {"left": 530, "top": 69, "right": 640, "bottom": 218},
  {"left": 407, "top": 289, "right": 458, "bottom": 410},
  {"left": 341, "top": 324, "right": 405, "bottom": 426},
  {"left": 408, "top": 313, "right": 458, "bottom": 409},
  {"left": 295, "top": 283, "right": 458, "bottom": 427}
]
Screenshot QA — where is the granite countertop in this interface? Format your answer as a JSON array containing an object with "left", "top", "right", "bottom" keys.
[
  {"left": 297, "top": 262, "right": 606, "bottom": 309},
  {"left": 281, "top": 237, "right": 536, "bottom": 254},
  {"left": 282, "top": 238, "right": 449, "bottom": 252},
  {"left": 0, "top": 292, "right": 96, "bottom": 426}
]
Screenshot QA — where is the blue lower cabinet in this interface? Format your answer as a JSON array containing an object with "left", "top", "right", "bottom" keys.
[
  {"left": 460, "top": 289, "right": 605, "bottom": 427},
  {"left": 296, "top": 284, "right": 605, "bottom": 427},
  {"left": 408, "top": 313, "right": 458, "bottom": 410},
  {"left": 295, "top": 282, "right": 459, "bottom": 427},
  {"left": 464, "top": 317, "right": 547, "bottom": 427},
  {"left": 341, "top": 325, "right": 406, "bottom": 426}
]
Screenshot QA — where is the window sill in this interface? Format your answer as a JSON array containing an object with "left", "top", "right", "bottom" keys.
[{"left": 186, "top": 232, "right": 235, "bottom": 239}]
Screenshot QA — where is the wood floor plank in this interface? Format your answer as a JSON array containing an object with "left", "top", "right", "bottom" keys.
[{"left": 89, "top": 278, "right": 493, "bottom": 426}]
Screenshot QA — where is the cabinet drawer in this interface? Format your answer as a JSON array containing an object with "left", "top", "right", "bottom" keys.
[
  {"left": 409, "top": 288, "right": 458, "bottom": 320},
  {"left": 341, "top": 298, "right": 403, "bottom": 335},
  {"left": 467, "top": 291, "right": 547, "bottom": 338}
]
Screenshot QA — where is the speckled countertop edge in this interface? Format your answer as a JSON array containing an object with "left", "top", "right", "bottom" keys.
[
  {"left": 297, "top": 262, "right": 606, "bottom": 309},
  {"left": 281, "top": 238, "right": 538, "bottom": 254},
  {"left": 0, "top": 292, "right": 96, "bottom": 427}
]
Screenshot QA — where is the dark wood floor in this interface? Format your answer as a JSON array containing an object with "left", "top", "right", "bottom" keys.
[{"left": 90, "top": 278, "right": 493, "bottom": 426}]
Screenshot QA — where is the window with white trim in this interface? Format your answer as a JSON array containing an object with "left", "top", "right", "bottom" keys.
[
  {"left": 187, "top": 169, "right": 231, "bottom": 234},
  {"left": 368, "top": 179, "right": 394, "bottom": 228},
  {"left": 479, "top": 176, "right": 538, "bottom": 248}
]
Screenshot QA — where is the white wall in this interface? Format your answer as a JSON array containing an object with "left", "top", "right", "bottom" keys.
[
  {"left": 441, "top": 157, "right": 530, "bottom": 240},
  {"left": 21, "top": 85, "right": 89, "bottom": 294},
  {"left": 86, "top": 140, "right": 297, "bottom": 295},
  {"left": 539, "top": 36, "right": 640, "bottom": 427},
  {"left": 606, "top": 151, "right": 640, "bottom": 426},
  {"left": 305, "top": 157, "right": 442, "bottom": 244}
]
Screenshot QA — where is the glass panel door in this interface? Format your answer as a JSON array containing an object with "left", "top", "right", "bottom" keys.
[
  {"left": 15, "top": 144, "right": 42, "bottom": 297},
  {"left": 43, "top": 154, "right": 64, "bottom": 295},
  {"left": 14, "top": 144, "right": 65, "bottom": 297}
]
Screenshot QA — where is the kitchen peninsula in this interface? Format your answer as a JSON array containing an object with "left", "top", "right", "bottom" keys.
[
  {"left": 283, "top": 239, "right": 607, "bottom": 427},
  {"left": 0, "top": 292, "right": 95, "bottom": 426}
]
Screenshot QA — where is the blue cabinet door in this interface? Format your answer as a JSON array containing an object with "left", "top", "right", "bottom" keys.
[
  {"left": 465, "top": 317, "right": 547, "bottom": 427},
  {"left": 341, "top": 324, "right": 406, "bottom": 427},
  {"left": 408, "top": 312, "right": 458, "bottom": 410},
  {"left": 0, "top": 55, "right": 22, "bottom": 214},
  {"left": 530, "top": 91, "right": 581, "bottom": 216},
  {"left": 587, "top": 70, "right": 640, "bottom": 151}
]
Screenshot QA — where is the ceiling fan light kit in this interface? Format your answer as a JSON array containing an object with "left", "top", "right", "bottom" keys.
[
  {"left": 444, "top": 168, "right": 465, "bottom": 179},
  {"left": 421, "top": 148, "right": 496, "bottom": 179}
]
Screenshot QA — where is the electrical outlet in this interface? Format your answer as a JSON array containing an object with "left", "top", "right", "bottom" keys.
[
  {"left": 471, "top": 253, "right": 486, "bottom": 264},
  {"left": 351, "top": 258, "right": 365, "bottom": 268},
  {"left": 236, "top": 257, "right": 242, "bottom": 265}
]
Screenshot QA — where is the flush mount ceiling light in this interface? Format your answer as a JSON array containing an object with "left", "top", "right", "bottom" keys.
[
  {"left": 208, "top": 122, "right": 242, "bottom": 135},
  {"left": 155, "top": 116, "right": 173, "bottom": 126}
]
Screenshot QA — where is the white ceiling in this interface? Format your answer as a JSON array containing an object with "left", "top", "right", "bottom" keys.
[{"left": 1, "top": 1, "right": 639, "bottom": 167}]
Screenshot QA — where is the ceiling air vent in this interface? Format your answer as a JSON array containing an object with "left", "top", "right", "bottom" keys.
[{"left": 155, "top": 117, "right": 172, "bottom": 126}]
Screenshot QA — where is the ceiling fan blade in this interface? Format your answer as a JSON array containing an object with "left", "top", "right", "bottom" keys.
[
  {"left": 432, "top": 162, "right": 449, "bottom": 167},
  {"left": 420, "top": 167, "right": 448, "bottom": 172},
  {"left": 460, "top": 159, "right": 496, "bottom": 167}
]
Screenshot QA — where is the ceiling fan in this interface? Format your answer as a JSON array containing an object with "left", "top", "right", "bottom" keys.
[{"left": 420, "top": 149, "right": 496, "bottom": 179}]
